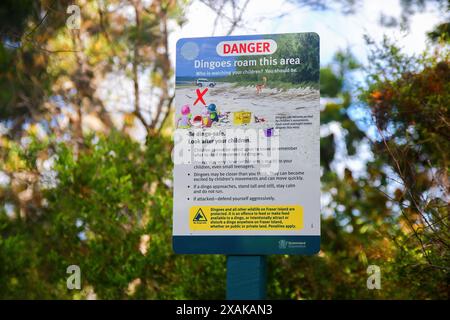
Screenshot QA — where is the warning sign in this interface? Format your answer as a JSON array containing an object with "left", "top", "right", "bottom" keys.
[
  {"left": 193, "top": 208, "right": 208, "bottom": 223},
  {"left": 189, "top": 205, "right": 303, "bottom": 231}
]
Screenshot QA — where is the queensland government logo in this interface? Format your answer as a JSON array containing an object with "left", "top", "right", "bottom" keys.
[
  {"left": 278, "top": 240, "right": 288, "bottom": 249},
  {"left": 278, "top": 240, "right": 306, "bottom": 249}
]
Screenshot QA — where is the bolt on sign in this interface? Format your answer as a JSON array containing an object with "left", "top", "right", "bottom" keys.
[{"left": 173, "top": 33, "right": 320, "bottom": 254}]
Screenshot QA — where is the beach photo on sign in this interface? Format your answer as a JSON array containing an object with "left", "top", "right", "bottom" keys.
[{"left": 175, "top": 33, "right": 319, "bottom": 131}]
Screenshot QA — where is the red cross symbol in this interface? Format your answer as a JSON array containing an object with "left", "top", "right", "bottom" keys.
[{"left": 194, "top": 88, "right": 208, "bottom": 106}]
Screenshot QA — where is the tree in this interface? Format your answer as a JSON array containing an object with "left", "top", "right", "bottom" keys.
[{"left": 362, "top": 36, "right": 449, "bottom": 275}]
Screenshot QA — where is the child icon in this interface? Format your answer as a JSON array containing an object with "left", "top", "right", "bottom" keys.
[{"left": 177, "top": 105, "right": 192, "bottom": 128}]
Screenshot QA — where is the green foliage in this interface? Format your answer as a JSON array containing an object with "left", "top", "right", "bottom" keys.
[
  {"left": 0, "top": 0, "right": 35, "bottom": 38},
  {"left": 427, "top": 22, "right": 450, "bottom": 43},
  {"left": 360, "top": 38, "right": 449, "bottom": 275},
  {"left": 0, "top": 132, "right": 227, "bottom": 299},
  {"left": 3, "top": 44, "right": 446, "bottom": 299},
  {"left": 320, "top": 68, "right": 342, "bottom": 97},
  {"left": 0, "top": 0, "right": 75, "bottom": 128}
]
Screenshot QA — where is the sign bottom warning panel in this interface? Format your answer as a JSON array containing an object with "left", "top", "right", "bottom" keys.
[
  {"left": 173, "top": 204, "right": 319, "bottom": 255},
  {"left": 189, "top": 206, "right": 303, "bottom": 231}
]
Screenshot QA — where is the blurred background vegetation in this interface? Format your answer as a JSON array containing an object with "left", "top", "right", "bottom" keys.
[{"left": 0, "top": 0, "right": 448, "bottom": 299}]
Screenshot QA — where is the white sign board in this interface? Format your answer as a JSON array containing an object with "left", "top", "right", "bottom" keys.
[{"left": 173, "top": 33, "right": 320, "bottom": 254}]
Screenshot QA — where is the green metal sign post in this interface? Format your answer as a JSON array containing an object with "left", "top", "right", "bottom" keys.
[{"left": 226, "top": 256, "right": 267, "bottom": 300}]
